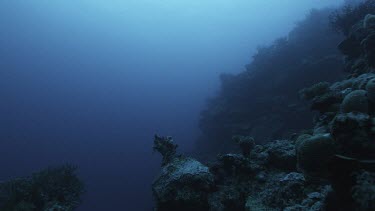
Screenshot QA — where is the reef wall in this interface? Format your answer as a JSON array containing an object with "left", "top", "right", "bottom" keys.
[
  {"left": 153, "top": 2, "right": 375, "bottom": 210},
  {"left": 196, "top": 8, "right": 345, "bottom": 156}
]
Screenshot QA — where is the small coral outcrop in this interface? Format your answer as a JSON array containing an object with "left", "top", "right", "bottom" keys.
[
  {"left": 0, "top": 165, "right": 84, "bottom": 211},
  {"left": 352, "top": 170, "right": 375, "bottom": 210},
  {"left": 152, "top": 135, "right": 215, "bottom": 211},
  {"left": 232, "top": 135, "right": 255, "bottom": 157},
  {"left": 153, "top": 135, "right": 178, "bottom": 166},
  {"left": 296, "top": 134, "right": 336, "bottom": 178},
  {"left": 341, "top": 90, "right": 369, "bottom": 113},
  {"left": 365, "top": 78, "right": 375, "bottom": 102}
]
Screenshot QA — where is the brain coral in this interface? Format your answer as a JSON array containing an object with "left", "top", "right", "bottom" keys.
[
  {"left": 296, "top": 134, "right": 336, "bottom": 177},
  {"left": 341, "top": 90, "right": 369, "bottom": 113}
]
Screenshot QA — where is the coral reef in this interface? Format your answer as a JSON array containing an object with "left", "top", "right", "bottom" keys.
[
  {"left": 153, "top": 135, "right": 332, "bottom": 210},
  {"left": 0, "top": 165, "right": 84, "bottom": 211},
  {"left": 196, "top": 8, "right": 345, "bottom": 155},
  {"left": 153, "top": 6, "right": 375, "bottom": 211}
]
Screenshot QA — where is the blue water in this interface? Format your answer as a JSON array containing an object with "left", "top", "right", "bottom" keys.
[{"left": 0, "top": 1, "right": 343, "bottom": 210}]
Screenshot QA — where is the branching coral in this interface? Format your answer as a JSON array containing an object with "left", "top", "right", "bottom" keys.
[{"left": 153, "top": 135, "right": 178, "bottom": 166}]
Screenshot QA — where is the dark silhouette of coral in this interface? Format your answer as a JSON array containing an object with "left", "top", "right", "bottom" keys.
[{"left": 0, "top": 165, "right": 84, "bottom": 211}]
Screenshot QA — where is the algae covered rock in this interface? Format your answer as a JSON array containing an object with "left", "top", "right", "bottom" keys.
[
  {"left": 341, "top": 90, "right": 369, "bottom": 113},
  {"left": 296, "top": 134, "right": 336, "bottom": 177}
]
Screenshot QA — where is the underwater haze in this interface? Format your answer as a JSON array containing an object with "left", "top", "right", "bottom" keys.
[{"left": 0, "top": 0, "right": 343, "bottom": 210}]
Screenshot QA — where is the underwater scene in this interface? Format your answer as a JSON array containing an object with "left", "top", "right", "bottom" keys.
[{"left": 1, "top": 0, "right": 375, "bottom": 210}]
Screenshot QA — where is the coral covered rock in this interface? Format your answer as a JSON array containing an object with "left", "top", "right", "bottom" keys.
[
  {"left": 208, "top": 186, "right": 246, "bottom": 211},
  {"left": 352, "top": 170, "right": 375, "bottom": 210},
  {"left": 296, "top": 134, "right": 336, "bottom": 177},
  {"left": 152, "top": 136, "right": 215, "bottom": 211},
  {"left": 299, "top": 82, "right": 331, "bottom": 100},
  {"left": 232, "top": 136, "right": 255, "bottom": 157},
  {"left": 153, "top": 135, "right": 178, "bottom": 166},
  {"left": 331, "top": 112, "right": 375, "bottom": 158},
  {"left": 364, "top": 14, "right": 375, "bottom": 29},
  {"left": 341, "top": 90, "right": 369, "bottom": 113},
  {"left": 152, "top": 157, "right": 215, "bottom": 211},
  {"left": 0, "top": 165, "right": 84, "bottom": 211},
  {"left": 362, "top": 33, "right": 375, "bottom": 66},
  {"left": 284, "top": 186, "right": 333, "bottom": 211},
  {"left": 263, "top": 140, "right": 297, "bottom": 171},
  {"left": 366, "top": 78, "right": 375, "bottom": 102},
  {"left": 217, "top": 154, "right": 254, "bottom": 176}
]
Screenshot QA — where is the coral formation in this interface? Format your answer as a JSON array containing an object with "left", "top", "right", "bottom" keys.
[
  {"left": 365, "top": 78, "right": 375, "bottom": 102},
  {"left": 153, "top": 135, "right": 333, "bottom": 210},
  {"left": 296, "top": 134, "right": 336, "bottom": 177},
  {"left": 153, "top": 4, "right": 375, "bottom": 211},
  {"left": 341, "top": 90, "right": 369, "bottom": 113},
  {"left": 153, "top": 135, "right": 178, "bottom": 166},
  {"left": 0, "top": 165, "right": 84, "bottom": 211},
  {"left": 152, "top": 136, "right": 215, "bottom": 211},
  {"left": 352, "top": 170, "right": 375, "bottom": 210},
  {"left": 232, "top": 136, "right": 255, "bottom": 157},
  {"left": 364, "top": 13, "right": 375, "bottom": 28},
  {"left": 196, "top": 8, "right": 345, "bottom": 155}
]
